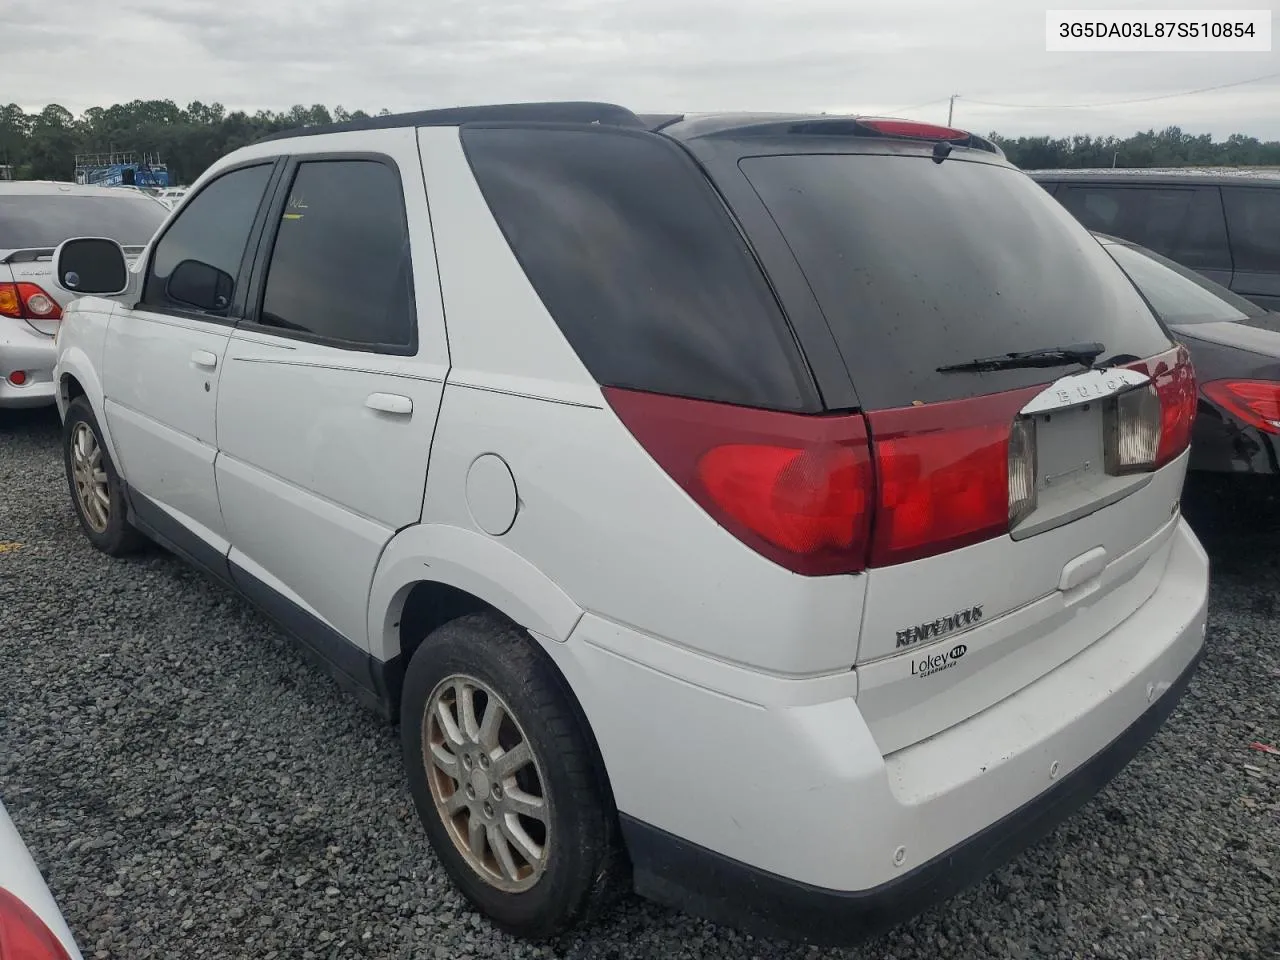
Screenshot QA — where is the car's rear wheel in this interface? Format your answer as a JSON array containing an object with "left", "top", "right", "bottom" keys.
[
  {"left": 63, "top": 397, "right": 144, "bottom": 556},
  {"left": 401, "top": 613, "right": 622, "bottom": 939}
]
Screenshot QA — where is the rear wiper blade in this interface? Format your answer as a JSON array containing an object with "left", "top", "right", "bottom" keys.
[{"left": 936, "top": 341, "right": 1106, "bottom": 374}]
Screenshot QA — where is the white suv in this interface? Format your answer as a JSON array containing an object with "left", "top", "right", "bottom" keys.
[{"left": 49, "top": 103, "right": 1209, "bottom": 945}]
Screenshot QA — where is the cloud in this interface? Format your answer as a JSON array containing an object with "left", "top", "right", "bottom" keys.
[{"left": 6, "top": 0, "right": 1280, "bottom": 138}]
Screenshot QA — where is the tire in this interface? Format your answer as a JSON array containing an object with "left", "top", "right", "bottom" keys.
[
  {"left": 62, "top": 396, "right": 145, "bottom": 556},
  {"left": 401, "top": 612, "right": 624, "bottom": 940}
]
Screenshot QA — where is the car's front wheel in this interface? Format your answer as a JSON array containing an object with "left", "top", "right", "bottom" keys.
[
  {"left": 62, "top": 397, "right": 144, "bottom": 556},
  {"left": 401, "top": 613, "right": 623, "bottom": 939}
]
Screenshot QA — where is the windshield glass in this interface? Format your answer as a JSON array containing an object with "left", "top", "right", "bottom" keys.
[
  {"left": 738, "top": 154, "right": 1170, "bottom": 408},
  {"left": 0, "top": 193, "right": 167, "bottom": 249},
  {"left": 1104, "top": 240, "right": 1264, "bottom": 324}
]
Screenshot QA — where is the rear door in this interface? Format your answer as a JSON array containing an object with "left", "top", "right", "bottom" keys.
[
  {"left": 693, "top": 144, "right": 1185, "bottom": 751},
  {"left": 1223, "top": 185, "right": 1280, "bottom": 311},
  {"left": 215, "top": 137, "right": 448, "bottom": 652},
  {"left": 1055, "top": 182, "right": 1233, "bottom": 288}
]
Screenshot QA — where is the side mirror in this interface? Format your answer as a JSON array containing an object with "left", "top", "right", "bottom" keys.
[
  {"left": 52, "top": 237, "right": 130, "bottom": 297},
  {"left": 167, "top": 259, "right": 233, "bottom": 313}
]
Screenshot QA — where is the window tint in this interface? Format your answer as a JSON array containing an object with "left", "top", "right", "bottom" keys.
[
  {"left": 1105, "top": 241, "right": 1256, "bottom": 325},
  {"left": 0, "top": 193, "right": 166, "bottom": 248},
  {"left": 737, "top": 155, "right": 1170, "bottom": 409},
  {"left": 462, "top": 126, "right": 814, "bottom": 411},
  {"left": 1057, "top": 184, "right": 1230, "bottom": 271},
  {"left": 143, "top": 164, "right": 272, "bottom": 314},
  {"left": 257, "top": 160, "right": 414, "bottom": 350},
  {"left": 1223, "top": 187, "right": 1280, "bottom": 274}
]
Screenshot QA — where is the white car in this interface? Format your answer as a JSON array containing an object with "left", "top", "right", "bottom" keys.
[
  {"left": 48, "top": 103, "right": 1209, "bottom": 945},
  {"left": 155, "top": 187, "right": 188, "bottom": 209},
  {"left": 0, "top": 182, "right": 167, "bottom": 408},
  {"left": 0, "top": 801, "right": 83, "bottom": 959}
]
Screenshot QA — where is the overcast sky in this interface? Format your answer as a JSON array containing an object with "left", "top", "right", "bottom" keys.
[{"left": 8, "top": 0, "right": 1279, "bottom": 139}]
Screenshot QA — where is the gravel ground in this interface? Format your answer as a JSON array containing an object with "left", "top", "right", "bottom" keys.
[{"left": 1, "top": 405, "right": 1277, "bottom": 960}]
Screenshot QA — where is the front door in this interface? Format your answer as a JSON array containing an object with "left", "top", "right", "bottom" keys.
[{"left": 101, "top": 161, "right": 279, "bottom": 566}]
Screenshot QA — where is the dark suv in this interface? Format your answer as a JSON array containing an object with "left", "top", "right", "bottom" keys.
[{"left": 1028, "top": 168, "right": 1280, "bottom": 312}]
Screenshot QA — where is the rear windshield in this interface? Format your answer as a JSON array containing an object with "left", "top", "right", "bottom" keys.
[
  {"left": 738, "top": 154, "right": 1172, "bottom": 408},
  {"left": 0, "top": 193, "right": 167, "bottom": 249},
  {"left": 1104, "top": 240, "right": 1264, "bottom": 324}
]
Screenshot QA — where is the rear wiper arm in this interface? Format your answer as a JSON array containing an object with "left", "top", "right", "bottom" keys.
[{"left": 936, "top": 341, "right": 1106, "bottom": 374}]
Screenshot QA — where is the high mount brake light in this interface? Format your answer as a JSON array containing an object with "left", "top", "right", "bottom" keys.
[
  {"left": 855, "top": 118, "right": 969, "bottom": 142},
  {"left": 0, "top": 887, "right": 72, "bottom": 960},
  {"left": 0, "top": 283, "right": 62, "bottom": 321},
  {"left": 1202, "top": 379, "right": 1280, "bottom": 435}
]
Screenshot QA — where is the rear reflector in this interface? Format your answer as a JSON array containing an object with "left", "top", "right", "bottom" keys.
[
  {"left": 1202, "top": 379, "right": 1280, "bottom": 435},
  {"left": 7, "top": 371, "right": 27, "bottom": 386},
  {"left": 855, "top": 118, "right": 969, "bottom": 142},
  {"left": 0, "top": 887, "right": 72, "bottom": 960}
]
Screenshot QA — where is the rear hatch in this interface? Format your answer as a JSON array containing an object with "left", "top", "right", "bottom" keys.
[{"left": 684, "top": 130, "right": 1193, "bottom": 752}]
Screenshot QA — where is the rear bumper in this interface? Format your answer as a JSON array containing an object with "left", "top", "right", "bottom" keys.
[
  {"left": 561, "top": 517, "right": 1208, "bottom": 945},
  {"left": 0, "top": 326, "right": 57, "bottom": 408},
  {"left": 621, "top": 646, "right": 1201, "bottom": 945}
]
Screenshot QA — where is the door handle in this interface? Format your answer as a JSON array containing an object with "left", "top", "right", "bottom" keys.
[
  {"left": 366, "top": 393, "right": 413, "bottom": 415},
  {"left": 191, "top": 350, "right": 218, "bottom": 369}
]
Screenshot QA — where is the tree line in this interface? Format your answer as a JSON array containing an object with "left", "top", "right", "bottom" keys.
[{"left": 2, "top": 99, "right": 1278, "bottom": 184}]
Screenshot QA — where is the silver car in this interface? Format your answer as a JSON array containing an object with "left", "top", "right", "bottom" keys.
[{"left": 1, "top": 182, "right": 167, "bottom": 408}]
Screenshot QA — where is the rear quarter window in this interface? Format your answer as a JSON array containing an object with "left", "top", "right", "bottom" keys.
[
  {"left": 737, "top": 154, "right": 1171, "bottom": 408},
  {"left": 460, "top": 126, "right": 818, "bottom": 411}
]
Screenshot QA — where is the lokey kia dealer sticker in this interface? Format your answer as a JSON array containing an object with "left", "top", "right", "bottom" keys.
[{"left": 911, "top": 643, "right": 968, "bottom": 679}]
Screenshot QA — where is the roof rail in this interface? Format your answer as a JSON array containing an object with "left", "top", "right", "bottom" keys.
[{"left": 254, "top": 101, "right": 644, "bottom": 144}]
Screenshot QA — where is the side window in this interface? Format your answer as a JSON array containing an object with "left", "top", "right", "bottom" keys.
[
  {"left": 1058, "top": 184, "right": 1229, "bottom": 271},
  {"left": 460, "top": 126, "right": 812, "bottom": 410},
  {"left": 256, "top": 159, "right": 415, "bottom": 351},
  {"left": 142, "top": 164, "right": 273, "bottom": 315},
  {"left": 1223, "top": 187, "right": 1280, "bottom": 274},
  {"left": 1058, "top": 185, "right": 1125, "bottom": 232},
  {"left": 1146, "top": 187, "right": 1229, "bottom": 271}
]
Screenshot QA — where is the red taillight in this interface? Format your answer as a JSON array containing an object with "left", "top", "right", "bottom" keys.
[
  {"left": 1125, "top": 344, "right": 1197, "bottom": 467},
  {"left": 603, "top": 388, "right": 873, "bottom": 575},
  {"left": 1202, "top": 379, "right": 1280, "bottom": 435},
  {"left": 0, "top": 283, "right": 62, "bottom": 321},
  {"left": 855, "top": 118, "right": 969, "bottom": 142},
  {"left": 866, "top": 388, "right": 1037, "bottom": 567},
  {"left": 0, "top": 887, "right": 72, "bottom": 960}
]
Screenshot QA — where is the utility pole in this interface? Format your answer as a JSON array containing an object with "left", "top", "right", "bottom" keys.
[{"left": 948, "top": 94, "right": 960, "bottom": 125}]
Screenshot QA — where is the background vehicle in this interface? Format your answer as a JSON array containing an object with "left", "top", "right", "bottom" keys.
[
  {"left": 1030, "top": 168, "right": 1280, "bottom": 311},
  {"left": 0, "top": 800, "right": 83, "bottom": 959},
  {"left": 50, "top": 103, "right": 1208, "bottom": 946},
  {"left": 1098, "top": 232, "right": 1280, "bottom": 475},
  {"left": 0, "top": 182, "right": 166, "bottom": 408}
]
